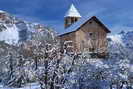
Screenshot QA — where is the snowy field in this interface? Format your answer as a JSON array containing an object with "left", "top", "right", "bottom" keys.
[{"left": 0, "top": 83, "right": 40, "bottom": 89}]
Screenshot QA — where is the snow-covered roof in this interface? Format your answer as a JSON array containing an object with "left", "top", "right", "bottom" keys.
[
  {"left": 0, "top": 10, "right": 5, "bottom": 13},
  {"left": 59, "top": 16, "right": 111, "bottom": 36},
  {"left": 64, "top": 4, "right": 81, "bottom": 18}
]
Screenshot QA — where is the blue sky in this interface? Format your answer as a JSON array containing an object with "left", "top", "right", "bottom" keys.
[{"left": 0, "top": 0, "right": 133, "bottom": 34}]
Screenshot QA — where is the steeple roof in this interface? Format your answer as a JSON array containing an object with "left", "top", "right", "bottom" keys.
[{"left": 65, "top": 4, "right": 81, "bottom": 18}]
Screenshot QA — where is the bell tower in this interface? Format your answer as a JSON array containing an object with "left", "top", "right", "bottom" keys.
[{"left": 64, "top": 4, "right": 81, "bottom": 28}]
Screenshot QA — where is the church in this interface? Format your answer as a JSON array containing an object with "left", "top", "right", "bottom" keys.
[{"left": 59, "top": 4, "right": 111, "bottom": 57}]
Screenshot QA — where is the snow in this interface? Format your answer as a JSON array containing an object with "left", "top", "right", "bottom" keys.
[
  {"left": 130, "top": 65, "right": 133, "bottom": 72},
  {"left": 64, "top": 4, "right": 81, "bottom": 18},
  {"left": 64, "top": 40, "right": 73, "bottom": 44},
  {"left": 108, "top": 30, "right": 133, "bottom": 48},
  {"left": 87, "top": 58, "right": 109, "bottom": 68},
  {"left": 0, "top": 83, "right": 40, "bottom": 89},
  {"left": 0, "top": 10, "right": 55, "bottom": 44},
  {"left": 108, "top": 34, "right": 123, "bottom": 44},
  {"left": 0, "top": 24, "right": 19, "bottom": 44},
  {"left": 0, "top": 10, "right": 5, "bottom": 13}
]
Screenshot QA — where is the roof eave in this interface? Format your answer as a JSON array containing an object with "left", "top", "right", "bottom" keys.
[
  {"left": 58, "top": 30, "right": 76, "bottom": 37},
  {"left": 59, "top": 16, "right": 111, "bottom": 36}
]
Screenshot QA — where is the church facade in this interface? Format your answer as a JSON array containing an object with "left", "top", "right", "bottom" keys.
[{"left": 59, "top": 4, "right": 111, "bottom": 57}]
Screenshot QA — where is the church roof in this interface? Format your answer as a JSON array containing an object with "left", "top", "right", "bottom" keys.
[
  {"left": 59, "top": 16, "right": 111, "bottom": 36},
  {"left": 64, "top": 4, "right": 81, "bottom": 18}
]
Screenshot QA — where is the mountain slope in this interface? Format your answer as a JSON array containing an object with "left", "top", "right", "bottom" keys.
[
  {"left": 0, "top": 10, "right": 55, "bottom": 44},
  {"left": 108, "top": 30, "right": 133, "bottom": 47}
]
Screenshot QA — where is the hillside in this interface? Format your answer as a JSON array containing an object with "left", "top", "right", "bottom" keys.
[
  {"left": 0, "top": 10, "right": 56, "bottom": 45},
  {"left": 108, "top": 30, "right": 133, "bottom": 48}
]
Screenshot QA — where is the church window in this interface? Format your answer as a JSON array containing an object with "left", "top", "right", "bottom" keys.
[
  {"left": 89, "top": 32, "right": 93, "bottom": 36},
  {"left": 75, "top": 18, "right": 78, "bottom": 22},
  {"left": 90, "top": 32, "right": 96, "bottom": 40},
  {"left": 86, "top": 32, "right": 96, "bottom": 40},
  {"left": 89, "top": 21, "right": 92, "bottom": 24}
]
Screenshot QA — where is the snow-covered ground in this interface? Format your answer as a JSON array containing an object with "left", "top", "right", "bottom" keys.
[{"left": 0, "top": 83, "right": 40, "bottom": 89}]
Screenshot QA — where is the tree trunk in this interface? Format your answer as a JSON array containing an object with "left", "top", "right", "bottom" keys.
[{"left": 35, "top": 57, "right": 38, "bottom": 70}]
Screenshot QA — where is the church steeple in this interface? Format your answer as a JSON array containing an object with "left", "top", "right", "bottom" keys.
[{"left": 64, "top": 4, "right": 81, "bottom": 28}]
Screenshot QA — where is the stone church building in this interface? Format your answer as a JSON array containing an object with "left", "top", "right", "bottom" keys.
[{"left": 59, "top": 4, "right": 111, "bottom": 57}]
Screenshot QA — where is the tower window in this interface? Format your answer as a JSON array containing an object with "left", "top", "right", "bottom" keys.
[
  {"left": 75, "top": 18, "right": 78, "bottom": 22},
  {"left": 86, "top": 32, "right": 97, "bottom": 40},
  {"left": 68, "top": 18, "right": 71, "bottom": 24},
  {"left": 71, "top": 18, "right": 75, "bottom": 23},
  {"left": 65, "top": 19, "right": 68, "bottom": 24}
]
